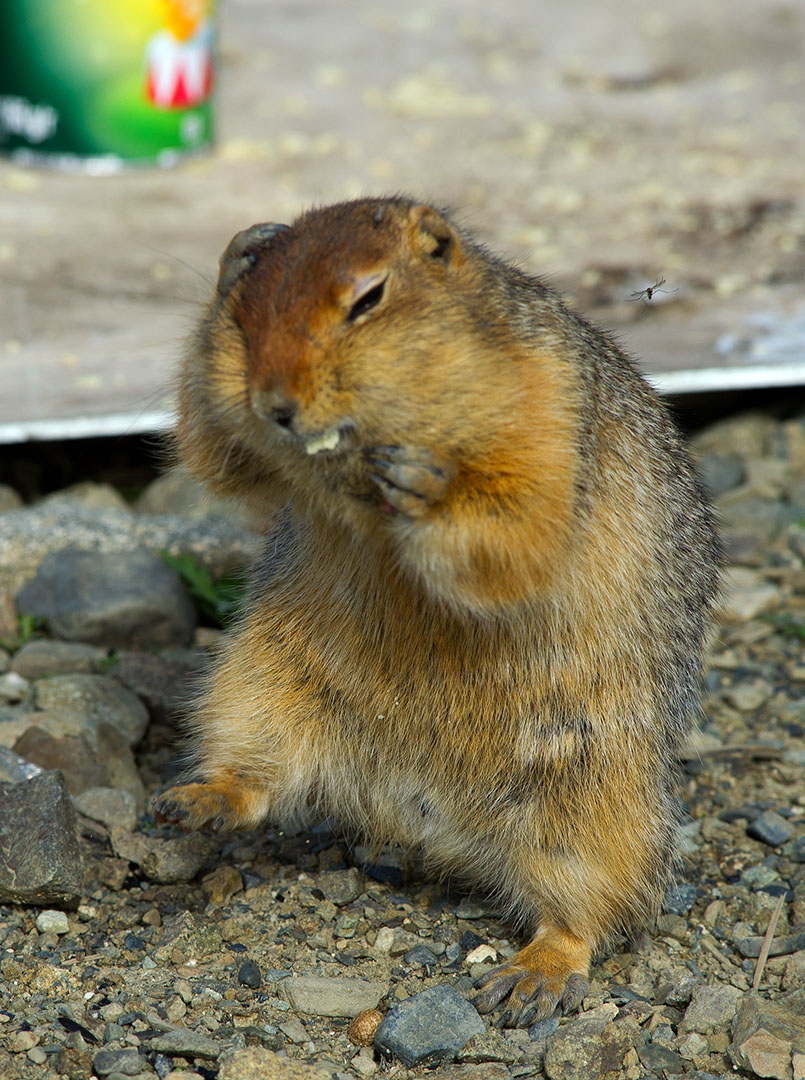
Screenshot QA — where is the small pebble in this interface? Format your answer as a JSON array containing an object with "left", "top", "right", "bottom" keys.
[
  {"left": 678, "top": 1031, "right": 708, "bottom": 1058},
  {"left": 404, "top": 945, "right": 439, "bottom": 968},
  {"left": 465, "top": 943, "right": 497, "bottom": 965},
  {"left": 12, "top": 1031, "right": 39, "bottom": 1053},
  {"left": 35, "top": 909, "right": 69, "bottom": 934},
  {"left": 664, "top": 883, "right": 698, "bottom": 915},
  {"left": 237, "top": 960, "right": 262, "bottom": 988},
  {"left": 0, "top": 671, "right": 28, "bottom": 702},
  {"left": 528, "top": 1016, "right": 559, "bottom": 1041},
  {"left": 747, "top": 810, "right": 794, "bottom": 847}
]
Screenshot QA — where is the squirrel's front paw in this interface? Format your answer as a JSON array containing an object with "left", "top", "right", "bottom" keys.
[{"left": 363, "top": 445, "right": 456, "bottom": 518}]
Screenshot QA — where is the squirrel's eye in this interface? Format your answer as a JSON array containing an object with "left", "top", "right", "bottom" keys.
[{"left": 347, "top": 277, "right": 387, "bottom": 322}]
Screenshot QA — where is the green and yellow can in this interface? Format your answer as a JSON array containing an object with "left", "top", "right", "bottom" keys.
[{"left": 0, "top": 0, "right": 215, "bottom": 171}]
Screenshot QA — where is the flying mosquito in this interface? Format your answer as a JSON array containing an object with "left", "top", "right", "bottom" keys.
[{"left": 630, "top": 277, "right": 678, "bottom": 304}]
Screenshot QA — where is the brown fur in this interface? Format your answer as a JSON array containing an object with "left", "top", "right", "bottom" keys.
[{"left": 153, "top": 196, "right": 720, "bottom": 1027}]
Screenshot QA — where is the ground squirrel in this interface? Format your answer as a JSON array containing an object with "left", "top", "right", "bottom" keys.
[{"left": 154, "top": 196, "right": 720, "bottom": 1027}]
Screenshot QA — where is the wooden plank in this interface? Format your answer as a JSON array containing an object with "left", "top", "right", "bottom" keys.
[{"left": 2, "top": 0, "right": 803, "bottom": 443}]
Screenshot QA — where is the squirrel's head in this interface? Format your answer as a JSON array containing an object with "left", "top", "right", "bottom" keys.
[{"left": 195, "top": 197, "right": 499, "bottom": 470}]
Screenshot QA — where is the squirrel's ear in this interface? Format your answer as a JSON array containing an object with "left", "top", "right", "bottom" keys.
[
  {"left": 217, "top": 222, "right": 290, "bottom": 298},
  {"left": 408, "top": 205, "right": 464, "bottom": 266}
]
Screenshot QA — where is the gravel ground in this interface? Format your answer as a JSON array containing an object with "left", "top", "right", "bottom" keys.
[{"left": 0, "top": 406, "right": 804, "bottom": 1080}]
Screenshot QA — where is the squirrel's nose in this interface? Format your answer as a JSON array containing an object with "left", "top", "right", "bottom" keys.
[
  {"left": 270, "top": 402, "right": 296, "bottom": 429},
  {"left": 251, "top": 389, "right": 297, "bottom": 431}
]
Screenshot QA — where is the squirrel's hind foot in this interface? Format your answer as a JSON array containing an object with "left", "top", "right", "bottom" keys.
[
  {"left": 472, "top": 926, "right": 590, "bottom": 1027},
  {"left": 153, "top": 779, "right": 265, "bottom": 832}
]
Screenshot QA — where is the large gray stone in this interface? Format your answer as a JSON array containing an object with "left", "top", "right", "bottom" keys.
[
  {"left": 218, "top": 1046, "right": 333, "bottom": 1080},
  {"left": 108, "top": 647, "right": 206, "bottom": 724},
  {"left": 92, "top": 1047, "right": 144, "bottom": 1077},
  {"left": 16, "top": 547, "right": 197, "bottom": 649},
  {"left": 73, "top": 786, "right": 139, "bottom": 832},
  {"left": 280, "top": 973, "right": 386, "bottom": 1018},
  {"left": 0, "top": 770, "right": 84, "bottom": 907},
  {"left": 374, "top": 985, "right": 484, "bottom": 1068},
  {"left": 111, "top": 827, "right": 219, "bottom": 884},
  {"left": 0, "top": 745, "right": 43, "bottom": 783},
  {"left": 0, "top": 504, "right": 260, "bottom": 596},
  {"left": 680, "top": 982, "right": 743, "bottom": 1034},
  {"left": 10, "top": 640, "right": 108, "bottom": 679},
  {"left": 33, "top": 674, "right": 149, "bottom": 746},
  {"left": 148, "top": 1028, "right": 223, "bottom": 1059},
  {"left": 729, "top": 990, "right": 805, "bottom": 1080},
  {"left": 13, "top": 720, "right": 145, "bottom": 806},
  {"left": 544, "top": 1013, "right": 639, "bottom": 1080}
]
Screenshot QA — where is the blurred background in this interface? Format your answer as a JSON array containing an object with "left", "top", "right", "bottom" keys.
[{"left": 1, "top": 0, "right": 804, "bottom": 448}]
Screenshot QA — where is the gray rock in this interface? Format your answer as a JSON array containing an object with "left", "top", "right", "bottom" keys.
[
  {"left": 73, "top": 786, "right": 139, "bottom": 831},
  {"left": 0, "top": 745, "right": 43, "bottom": 782},
  {"left": 690, "top": 411, "right": 778, "bottom": 463},
  {"left": 0, "top": 503, "right": 260, "bottom": 596},
  {"left": 135, "top": 467, "right": 213, "bottom": 518},
  {"left": 10, "top": 639, "right": 108, "bottom": 678},
  {"left": 111, "top": 827, "right": 219, "bottom": 885},
  {"left": 747, "top": 809, "right": 794, "bottom": 846},
  {"left": 17, "top": 547, "right": 197, "bottom": 649},
  {"left": 153, "top": 911, "right": 224, "bottom": 964},
  {"left": 35, "top": 909, "right": 70, "bottom": 934},
  {"left": 664, "top": 882, "right": 697, "bottom": 915},
  {"left": 543, "top": 1014, "right": 638, "bottom": 1080},
  {"left": 697, "top": 454, "right": 746, "bottom": 499},
  {"left": 719, "top": 566, "right": 783, "bottom": 622},
  {"left": 238, "top": 960, "right": 262, "bottom": 988},
  {"left": 658, "top": 974, "right": 699, "bottom": 1008},
  {"left": 386, "top": 927, "right": 426, "bottom": 957},
  {"left": 456, "top": 1027, "right": 520, "bottom": 1064},
  {"left": 405, "top": 945, "right": 439, "bottom": 968},
  {"left": 148, "top": 1028, "right": 223, "bottom": 1059},
  {"left": 0, "top": 670, "right": 28, "bottom": 703},
  {"left": 0, "top": 484, "right": 23, "bottom": 512},
  {"left": 34, "top": 674, "right": 149, "bottom": 746},
  {"left": 528, "top": 1016, "right": 559, "bottom": 1041},
  {"left": 278, "top": 1017, "right": 308, "bottom": 1044},
  {"left": 218, "top": 1046, "right": 333, "bottom": 1080},
  {"left": 724, "top": 678, "right": 774, "bottom": 712},
  {"left": 638, "top": 1043, "right": 686, "bottom": 1074},
  {"left": 109, "top": 648, "right": 206, "bottom": 723},
  {"left": 0, "top": 770, "right": 84, "bottom": 906},
  {"left": 735, "top": 932, "right": 805, "bottom": 959},
  {"left": 782, "top": 951, "right": 805, "bottom": 991},
  {"left": 679, "top": 982, "right": 743, "bottom": 1034},
  {"left": 92, "top": 1047, "right": 144, "bottom": 1076},
  {"left": 729, "top": 990, "right": 805, "bottom": 1079},
  {"left": 317, "top": 867, "right": 363, "bottom": 906},
  {"left": 718, "top": 495, "right": 803, "bottom": 540},
  {"left": 13, "top": 719, "right": 145, "bottom": 806},
  {"left": 455, "top": 898, "right": 487, "bottom": 919},
  {"left": 280, "top": 973, "right": 386, "bottom": 1018},
  {"left": 43, "top": 482, "right": 132, "bottom": 514},
  {"left": 374, "top": 984, "right": 484, "bottom": 1068}
]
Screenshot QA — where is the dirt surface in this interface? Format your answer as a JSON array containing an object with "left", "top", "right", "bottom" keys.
[
  {"left": 2, "top": 0, "right": 804, "bottom": 440},
  {"left": 0, "top": 405, "right": 805, "bottom": 1079}
]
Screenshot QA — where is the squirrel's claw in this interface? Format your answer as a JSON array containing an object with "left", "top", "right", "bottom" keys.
[
  {"left": 472, "top": 968, "right": 522, "bottom": 1014},
  {"left": 470, "top": 927, "right": 591, "bottom": 1028}
]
